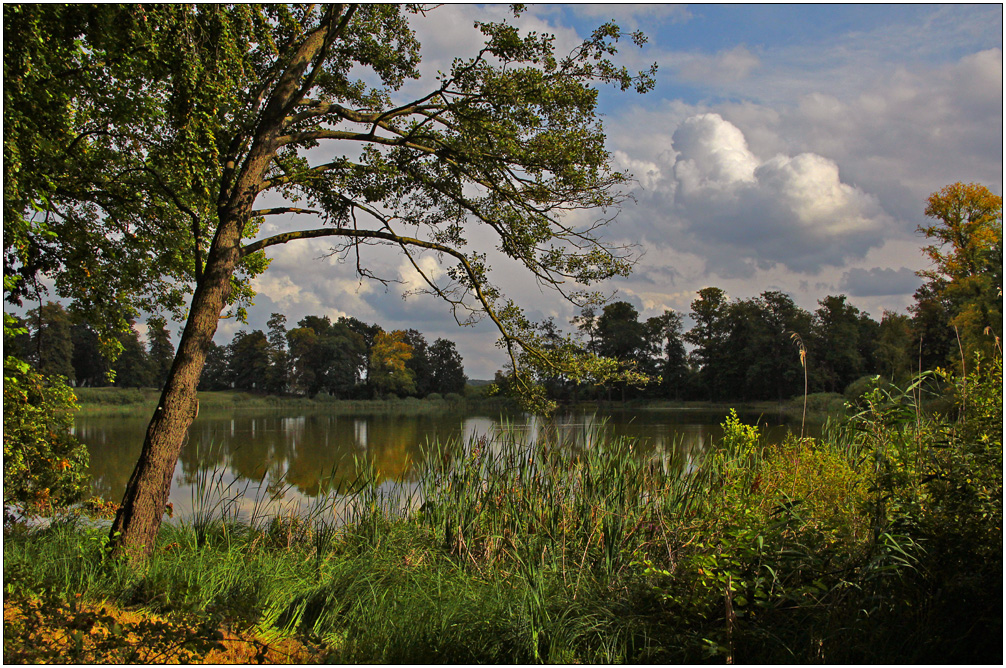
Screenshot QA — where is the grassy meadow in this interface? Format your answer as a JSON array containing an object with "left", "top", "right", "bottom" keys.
[{"left": 4, "top": 359, "right": 1001, "bottom": 663}]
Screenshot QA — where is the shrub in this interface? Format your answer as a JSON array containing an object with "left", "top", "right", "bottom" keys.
[
  {"left": 3, "top": 356, "right": 90, "bottom": 515},
  {"left": 800, "top": 392, "right": 846, "bottom": 414}
]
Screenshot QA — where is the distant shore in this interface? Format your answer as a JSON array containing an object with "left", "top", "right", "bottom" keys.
[{"left": 72, "top": 386, "right": 849, "bottom": 422}]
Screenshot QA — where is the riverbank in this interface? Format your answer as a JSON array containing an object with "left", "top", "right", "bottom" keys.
[
  {"left": 73, "top": 387, "right": 516, "bottom": 417},
  {"left": 587, "top": 392, "right": 849, "bottom": 421},
  {"left": 6, "top": 364, "right": 1001, "bottom": 663},
  {"left": 73, "top": 386, "right": 848, "bottom": 423}
]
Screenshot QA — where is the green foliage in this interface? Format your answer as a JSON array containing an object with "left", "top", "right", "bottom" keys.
[
  {"left": 428, "top": 338, "right": 467, "bottom": 395},
  {"left": 3, "top": 356, "right": 90, "bottom": 513},
  {"left": 843, "top": 374, "right": 875, "bottom": 399},
  {"left": 227, "top": 329, "right": 271, "bottom": 392},
  {"left": 145, "top": 316, "right": 174, "bottom": 390},
  {"left": 27, "top": 301, "right": 76, "bottom": 381},
  {"left": 5, "top": 4, "right": 657, "bottom": 417},
  {"left": 287, "top": 316, "right": 370, "bottom": 398}
]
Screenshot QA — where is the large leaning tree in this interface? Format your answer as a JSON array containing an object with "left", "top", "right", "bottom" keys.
[{"left": 3, "top": 4, "right": 655, "bottom": 559}]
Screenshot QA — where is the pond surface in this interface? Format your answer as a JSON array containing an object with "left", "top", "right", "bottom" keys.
[{"left": 74, "top": 405, "right": 805, "bottom": 520}]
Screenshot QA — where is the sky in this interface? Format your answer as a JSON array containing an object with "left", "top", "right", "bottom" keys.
[{"left": 209, "top": 5, "right": 1002, "bottom": 379}]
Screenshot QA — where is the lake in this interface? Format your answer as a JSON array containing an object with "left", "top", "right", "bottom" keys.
[{"left": 74, "top": 405, "right": 805, "bottom": 520}]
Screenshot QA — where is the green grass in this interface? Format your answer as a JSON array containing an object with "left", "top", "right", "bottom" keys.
[{"left": 7, "top": 361, "right": 1002, "bottom": 663}]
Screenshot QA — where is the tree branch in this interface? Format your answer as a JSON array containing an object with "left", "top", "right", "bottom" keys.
[{"left": 140, "top": 166, "right": 203, "bottom": 282}]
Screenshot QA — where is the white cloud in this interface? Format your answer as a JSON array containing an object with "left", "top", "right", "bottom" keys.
[
  {"left": 611, "top": 150, "right": 664, "bottom": 191},
  {"left": 661, "top": 113, "right": 891, "bottom": 274},
  {"left": 676, "top": 46, "right": 761, "bottom": 84},
  {"left": 398, "top": 254, "right": 445, "bottom": 294},
  {"left": 705, "top": 48, "right": 1002, "bottom": 225},
  {"left": 672, "top": 113, "right": 757, "bottom": 191}
]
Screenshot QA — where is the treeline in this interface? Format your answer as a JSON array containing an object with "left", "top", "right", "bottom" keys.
[
  {"left": 5, "top": 310, "right": 467, "bottom": 400},
  {"left": 6, "top": 183, "right": 1001, "bottom": 408},
  {"left": 517, "top": 291, "right": 920, "bottom": 404}
]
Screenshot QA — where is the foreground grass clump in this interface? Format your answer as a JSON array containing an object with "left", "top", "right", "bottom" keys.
[{"left": 4, "top": 355, "right": 1001, "bottom": 663}]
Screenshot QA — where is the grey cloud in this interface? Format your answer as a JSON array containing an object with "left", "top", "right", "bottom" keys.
[
  {"left": 839, "top": 267, "right": 922, "bottom": 297},
  {"left": 710, "top": 49, "right": 1002, "bottom": 231}
]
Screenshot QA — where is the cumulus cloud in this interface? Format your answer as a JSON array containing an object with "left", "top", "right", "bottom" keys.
[
  {"left": 661, "top": 113, "right": 891, "bottom": 275},
  {"left": 704, "top": 48, "right": 1003, "bottom": 225},
  {"left": 612, "top": 150, "right": 665, "bottom": 191}
]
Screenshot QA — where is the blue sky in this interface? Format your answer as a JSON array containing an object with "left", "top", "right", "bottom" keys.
[{"left": 153, "top": 5, "right": 1006, "bottom": 379}]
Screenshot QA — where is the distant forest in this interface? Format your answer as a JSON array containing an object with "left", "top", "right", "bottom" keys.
[
  {"left": 5, "top": 310, "right": 467, "bottom": 400},
  {"left": 502, "top": 288, "right": 949, "bottom": 404},
  {"left": 507, "top": 183, "right": 1002, "bottom": 405},
  {"left": 7, "top": 279, "right": 995, "bottom": 406}
]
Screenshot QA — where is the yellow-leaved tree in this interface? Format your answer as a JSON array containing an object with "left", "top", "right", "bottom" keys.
[
  {"left": 918, "top": 182, "right": 1003, "bottom": 366},
  {"left": 369, "top": 330, "right": 416, "bottom": 398}
]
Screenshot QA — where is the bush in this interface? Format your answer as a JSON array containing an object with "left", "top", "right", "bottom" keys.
[
  {"left": 3, "top": 356, "right": 90, "bottom": 514},
  {"left": 843, "top": 375, "right": 890, "bottom": 402}
]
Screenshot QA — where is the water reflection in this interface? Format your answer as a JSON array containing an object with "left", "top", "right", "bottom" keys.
[{"left": 73, "top": 406, "right": 801, "bottom": 520}]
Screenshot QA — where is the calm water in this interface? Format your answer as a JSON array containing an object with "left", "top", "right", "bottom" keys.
[{"left": 74, "top": 406, "right": 803, "bottom": 519}]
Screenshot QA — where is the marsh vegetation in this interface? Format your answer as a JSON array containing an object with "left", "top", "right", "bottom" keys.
[{"left": 5, "top": 358, "right": 1001, "bottom": 663}]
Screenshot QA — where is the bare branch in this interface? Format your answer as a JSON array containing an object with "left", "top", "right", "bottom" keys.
[{"left": 250, "top": 207, "right": 321, "bottom": 217}]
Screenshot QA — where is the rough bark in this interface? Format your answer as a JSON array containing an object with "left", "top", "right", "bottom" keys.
[{"left": 108, "top": 217, "right": 244, "bottom": 559}]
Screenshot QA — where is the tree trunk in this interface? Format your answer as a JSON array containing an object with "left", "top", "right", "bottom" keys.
[
  {"left": 108, "top": 217, "right": 245, "bottom": 559},
  {"left": 106, "top": 10, "right": 342, "bottom": 560}
]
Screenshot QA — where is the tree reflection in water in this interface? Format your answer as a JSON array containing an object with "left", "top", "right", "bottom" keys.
[{"left": 75, "top": 407, "right": 802, "bottom": 520}]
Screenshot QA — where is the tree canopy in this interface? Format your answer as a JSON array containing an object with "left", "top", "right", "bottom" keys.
[{"left": 4, "top": 4, "right": 655, "bottom": 397}]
